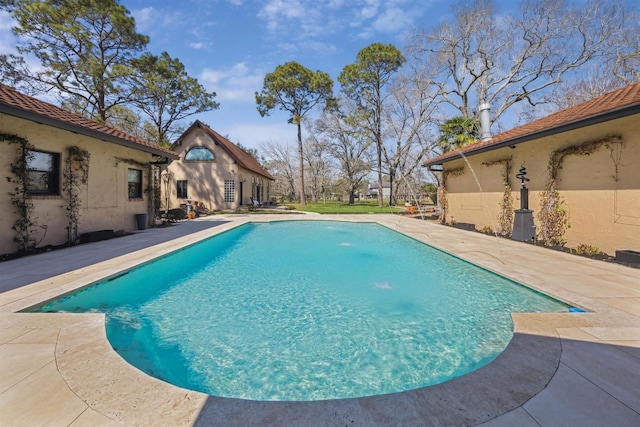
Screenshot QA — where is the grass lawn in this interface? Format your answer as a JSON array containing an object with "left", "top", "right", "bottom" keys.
[{"left": 288, "top": 200, "right": 408, "bottom": 214}]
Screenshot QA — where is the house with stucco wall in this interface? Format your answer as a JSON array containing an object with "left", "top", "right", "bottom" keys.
[
  {"left": 162, "top": 120, "right": 274, "bottom": 212},
  {"left": 0, "top": 84, "right": 178, "bottom": 257},
  {"left": 423, "top": 82, "right": 640, "bottom": 256}
]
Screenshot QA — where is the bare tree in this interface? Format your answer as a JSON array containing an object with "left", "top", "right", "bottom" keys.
[
  {"left": 548, "top": 66, "right": 633, "bottom": 111},
  {"left": 583, "top": 0, "right": 640, "bottom": 87},
  {"left": 302, "top": 129, "right": 335, "bottom": 203},
  {"left": 382, "top": 71, "right": 439, "bottom": 205},
  {"left": 406, "top": 0, "right": 638, "bottom": 129},
  {"left": 260, "top": 141, "right": 298, "bottom": 202},
  {"left": 542, "top": 1, "right": 639, "bottom": 112},
  {"left": 315, "top": 103, "right": 374, "bottom": 205}
]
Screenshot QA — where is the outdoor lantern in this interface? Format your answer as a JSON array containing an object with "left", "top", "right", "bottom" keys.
[
  {"left": 512, "top": 164, "right": 535, "bottom": 241},
  {"left": 516, "top": 166, "right": 530, "bottom": 210}
]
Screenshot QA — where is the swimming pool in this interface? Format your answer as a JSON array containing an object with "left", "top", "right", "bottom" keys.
[{"left": 35, "top": 220, "right": 568, "bottom": 401}]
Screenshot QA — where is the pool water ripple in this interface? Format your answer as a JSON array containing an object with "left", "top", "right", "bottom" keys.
[{"left": 35, "top": 221, "right": 567, "bottom": 401}]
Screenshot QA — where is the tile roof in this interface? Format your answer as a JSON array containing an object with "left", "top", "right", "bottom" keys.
[
  {"left": 0, "top": 84, "right": 178, "bottom": 159},
  {"left": 176, "top": 120, "right": 274, "bottom": 180},
  {"left": 423, "top": 82, "right": 640, "bottom": 167}
]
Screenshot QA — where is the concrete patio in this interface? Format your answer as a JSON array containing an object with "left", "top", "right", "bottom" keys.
[{"left": 1, "top": 214, "right": 639, "bottom": 426}]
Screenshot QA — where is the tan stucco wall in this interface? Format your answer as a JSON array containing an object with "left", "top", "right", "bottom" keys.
[
  {"left": 440, "top": 114, "right": 640, "bottom": 255},
  {"left": 162, "top": 129, "right": 270, "bottom": 211},
  {"left": 1, "top": 114, "right": 155, "bottom": 255}
]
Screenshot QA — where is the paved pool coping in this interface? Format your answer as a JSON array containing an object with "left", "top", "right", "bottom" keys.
[{"left": 1, "top": 214, "right": 639, "bottom": 426}]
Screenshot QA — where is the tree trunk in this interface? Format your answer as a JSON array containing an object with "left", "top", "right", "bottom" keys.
[
  {"left": 377, "top": 148, "right": 383, "bottom": 208},
  {"left": 376, "top": 84, "right": 384, "bottom": 208},
  {"left": 297, "top": 121, "right": 306, "bottom": 206},
  {"left": 389, "top": 171, "right": 395, "bottom": 206}
]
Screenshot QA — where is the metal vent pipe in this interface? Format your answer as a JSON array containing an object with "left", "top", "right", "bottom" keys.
[{"left": 479, "top": 103, "right": 491, "bottom": 141}]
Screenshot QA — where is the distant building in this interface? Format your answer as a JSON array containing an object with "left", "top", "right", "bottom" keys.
[
  {"left": 367, "top": 182, "right": 391, "bottom": 199},
  {"left": 163, "top": 120, "right": 274, "bottom": 211}
]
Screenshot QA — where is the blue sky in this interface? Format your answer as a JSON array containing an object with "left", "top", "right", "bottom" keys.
[{"left": 1, "top": 0, "right": 458, "bottom": 149}]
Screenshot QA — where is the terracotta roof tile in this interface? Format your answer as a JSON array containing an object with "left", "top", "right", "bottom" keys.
[
  {"left": 423, "top": 82, "right": 640, "bottom": 167},
  {"left": 0, "top": 84, "right": 177, "bottom": 158}
]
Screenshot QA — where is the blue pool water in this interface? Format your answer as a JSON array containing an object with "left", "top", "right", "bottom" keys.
[{"left": 35, "top": 220, "right": 568, "bottom": 401}]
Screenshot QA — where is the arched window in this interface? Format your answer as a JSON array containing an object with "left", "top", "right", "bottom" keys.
[{"left": 184, "top": 146, "right": 215, "bottom": 161}]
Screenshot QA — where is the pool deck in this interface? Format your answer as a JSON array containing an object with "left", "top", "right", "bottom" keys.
[{"left": 1, "top": 214, "right": 639, "bottom": 426}]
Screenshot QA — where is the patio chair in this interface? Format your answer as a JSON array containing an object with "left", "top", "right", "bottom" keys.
[{"left": 251, "top": 197, "right": 262, "bottom": 207}]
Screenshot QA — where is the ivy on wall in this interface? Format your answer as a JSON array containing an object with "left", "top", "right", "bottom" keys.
[
  {"left": 1, "top": 133, "right": 47, "bottom": 252},
  {"left": 115, "top": 157, "right": 149, "bottom": 169},
  {"left": 63, "top": 146, "right": 90, "bottom": 245},
  {"left": 482, "top": 157, "right": 513, "bottom": 236},
  {"left": 161, "top": 170, "right": 174, "bottom": 213},
  {"left": 538, "top": 135, "right": 623, "bottom": 246},
  {"left": 610, "top": 140, "right": 624, "bottom": 224},
  {"left": 149, "top": 166, "right": 161, "bottom": 216},
  {"left": 438, "top": 166, "right": 465, "bottom": 224}
]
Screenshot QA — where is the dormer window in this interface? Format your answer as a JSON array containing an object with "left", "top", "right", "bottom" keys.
[{"left": 184, "top": 146, "right": 214, "bottom": 161}]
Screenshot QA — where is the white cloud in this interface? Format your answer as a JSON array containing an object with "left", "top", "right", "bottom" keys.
[
  {"left": 256, "top": 0, "right": 424, "bottom": 45},
  {"left": 302, "top": 41, "right": 339, "bottom": 56},
  {"left": 358, "top": 0, "right": 380, "bottom": 20},
  {"left": 199, "top": 62, "right": 264, "bottom": 102},
  {"left": 201, "top": 62, "right": 250, "bottom": 84},
  {"left": 131, "top": 7, "right": 157, "bottom": 33},
  {"left": 258, "top": 0, "right": 306, "bottom": 31},
  {"left": 222, "top": 121, "right": 298, "bottom": 149},
  {"left": 0, "top": 11, "right": 17, "bottom": 55},
  {"left": 131, "top": 7, "right": 185, "bottom": 34},
  {"left": 354, "top": 1, "right": 426, "bottom": 39},
  {"left": 371, "top": 7, "right": 412, "bottom": 33},
  {"left": 0, "top": 10, "right": 14, "bottom": 30},
  {"left": 260, "top": 0, "right": 355, "bottom": 39},
  {"left": 0, "top": 11, "right": 45, "bottom": 77}
]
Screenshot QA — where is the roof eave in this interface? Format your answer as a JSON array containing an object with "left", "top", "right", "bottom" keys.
[
  {"left": 423, "top": 102, "right": 640, "bottom": 169},
  {"left": 170, "top": 120, "right": 203, "bottom": 149},
  {"left": 1, "top": 104, "right": 179, "bottom": 160},
  {"left": 202, "top": 124, "right": 275, "bottom": 181}
]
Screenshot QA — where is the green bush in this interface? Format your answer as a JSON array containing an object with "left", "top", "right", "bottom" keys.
[
  {"left": 166, "top": 208, "right": 186, "bottom": 221},
  {"left": 572, "top": 244, "right": 603, "bottom": 256}
]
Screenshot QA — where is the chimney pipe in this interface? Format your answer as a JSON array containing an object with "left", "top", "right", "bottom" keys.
[{"left": 479, "top": 103, "right": 491, "bottom": 141}]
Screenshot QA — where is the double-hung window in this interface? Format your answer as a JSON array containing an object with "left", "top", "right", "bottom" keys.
[
  {"left": 27, "top": 150, "right": 60, "bottom": 195},
  {"left": 128, "top": 169, "right": 142, "bottom": 199},
  {"left": 177, "top": 180, "right": 188, "bottom": 199}
]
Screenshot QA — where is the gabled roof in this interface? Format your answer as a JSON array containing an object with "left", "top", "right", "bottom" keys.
[
  {"left": 0, "top": 84, "right": 178, "bottom": 159},
  {"left": 423, "top": 82, "right": 640, "bottom": 168},
  {"left": 173, "top": 120, "right": 274, "bottom": 181}
]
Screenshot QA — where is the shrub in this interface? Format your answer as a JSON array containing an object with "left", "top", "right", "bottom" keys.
[
  {"left": 572, "top": 244, "right": 604, "bottom": 256},
  {"left": 480, "top": 226, "right": 493, "bottom": 234},
  {"left": 166, "top": 208, "right": 186, "bottom": 221}
]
